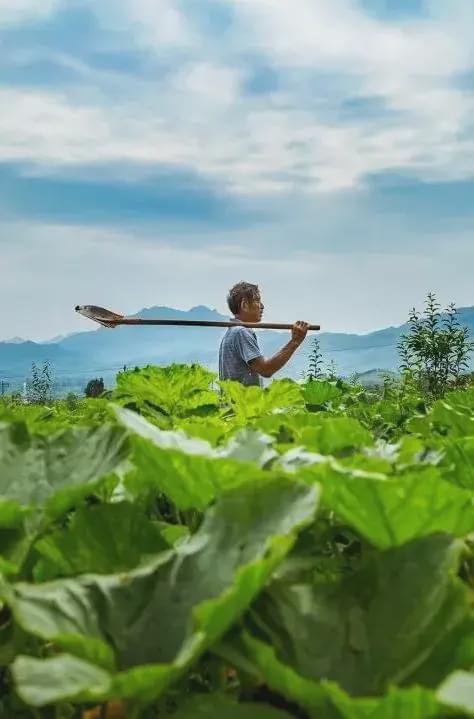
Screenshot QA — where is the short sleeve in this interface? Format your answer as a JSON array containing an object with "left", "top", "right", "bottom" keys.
[{"left": 233, "top": 327, "right": 263, "bottom": 365}]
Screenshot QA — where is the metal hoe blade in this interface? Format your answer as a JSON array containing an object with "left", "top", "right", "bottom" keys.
[{"left": 75, "top": 305, "right": 125, "bottom": 328}]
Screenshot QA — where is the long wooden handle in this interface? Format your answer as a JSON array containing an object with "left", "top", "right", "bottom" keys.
[
  {"left": 107, "top": 318, "right": 321, "bottom": 331},
  {"left": 74, "top": 306, "right": 320, "bottom": 331}
]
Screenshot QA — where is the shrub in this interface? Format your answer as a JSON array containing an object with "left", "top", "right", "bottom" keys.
[{"left": 397, "top": 292, "right": 473, "bottom": 398}]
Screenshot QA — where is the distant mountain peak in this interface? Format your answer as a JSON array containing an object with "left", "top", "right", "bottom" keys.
[
  {"left": 133, "top": 304, "right": 228, "bottom": 321},
  {"left": 43, "top": 333, "right": 71, "bottom": 344},
  {"left": 1, "top": 304, "right": 472, "bottom": 394},
  {"left": 3, "top": 336, "right": 25, "bottom": 344}
]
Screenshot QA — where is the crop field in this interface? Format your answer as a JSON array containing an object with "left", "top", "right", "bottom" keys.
[{"left": 0, "top": 363, "right": 474, "bottom": 718}]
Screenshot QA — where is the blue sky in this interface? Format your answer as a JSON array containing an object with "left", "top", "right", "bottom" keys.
[{"left": 1, "top": 0, "right": 473, "bottom": 341}]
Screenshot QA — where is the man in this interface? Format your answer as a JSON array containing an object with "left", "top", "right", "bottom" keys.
[{"left": 219, "top": 281, "right": 309, "bottom": 387}]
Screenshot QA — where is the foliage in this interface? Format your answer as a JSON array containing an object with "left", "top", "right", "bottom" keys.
[
  {"left": 305, "top": 338, "right": 324, "bottom": 381},
  {"left": 85, "top": 378, "right": 105, "bottom": 398},
  {"left": 0, "top": 364, "right": 474, "bottom": 718},
  {"left": 26, "top": 361, "right": 54, "bottom": 404},
  {"left": 398, "top": 293, "right": 473, "bottom": 399}
]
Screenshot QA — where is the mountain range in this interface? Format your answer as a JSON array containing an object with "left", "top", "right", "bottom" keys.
[{"left": 1, "top": 305, "right": 473, "bottom": 394}]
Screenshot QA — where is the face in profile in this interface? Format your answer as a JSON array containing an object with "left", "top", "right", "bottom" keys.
[{"left": 241, "top": 293, "right": 264, "bottom": 322}]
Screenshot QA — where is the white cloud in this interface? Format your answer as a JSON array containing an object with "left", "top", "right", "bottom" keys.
[
  {"left": 1, "top": 220, "right": 473, "bottom": 341},
  {"left": 0, "top": 0, "right": 473, "bottom": 194},
  {"left": 2, "top": 79, "right": 473, "bottom": 195},
  {"left": 0, "top": 0, "right": 57, "bottom": 26},
  {"left": 88, "top": 0, "right": 193, "bottom": 50},
  {"left": 171, "top": 63, "right": 243, "bottom": 107},
  {"left": 1, "top": 2, "right": 473, "bottom": 349},
  {"left": 231, "top": 0, "right": 471, "bottom": 77}
]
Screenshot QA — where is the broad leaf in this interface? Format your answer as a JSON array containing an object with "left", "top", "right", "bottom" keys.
[
  {"left": 174, "top": 694, "right": 295, "bottom": 718},
  {"left": 245, "top": 534, "right": 468, "bottom": 695},
  {"left": 127, "top": 436, "right": 272, "bottom": 511},
  {"left": 12, "top": 654, "right": 112, "bottom": 707},
  {"left": 439, "top": 437, "right": 474, "bottom": 490},
  {"left": 0, "top": 422, "right": 129, "bottom": 518},
  {"left": 113, "top": 365, "right": 218, "bottom": 419},
  {"left": 33, "top": 502, "right": 168, "bottom": 581},
  {"left": 8, "top": 478, "right": 319, "bottom": 706},
  {"left": 322, "top": 682, "right": 439, "bottom": 719},
  {"left": 219, "top": 380, "right": 304, "bottom": 423},
  {"left": 303, "top": 463, "right": 474, "bottom": 548},
  {"left": 437, "top": 670, "right": 474, "bottom": 715},
  {"left": 216, "top": 636, "right": 440, "bottom": 717},
  {"left": 298, "top": 417, "right": 373, "bottom": 455},
  {"left": 115, "top": 406, "right": 216, "bottom": 456},
  {"left": 303, "top": 381, "right": 343, "bottom": 407}
]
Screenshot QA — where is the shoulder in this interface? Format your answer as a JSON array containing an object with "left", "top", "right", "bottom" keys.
[{"left": 231, "top": 325, "right": 257, "bottom": 339}]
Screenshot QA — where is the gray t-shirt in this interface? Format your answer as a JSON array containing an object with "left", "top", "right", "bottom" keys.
[{"left": 219, "top": 322, "right": 263, "bottom": 387}]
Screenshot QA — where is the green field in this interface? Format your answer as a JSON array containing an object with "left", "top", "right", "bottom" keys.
[{"left": 0, "top": 363, "right": 474, "bottom": 718}]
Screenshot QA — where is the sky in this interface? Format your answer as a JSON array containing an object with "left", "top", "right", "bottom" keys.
[{"left": 1, "top": 0, "right": 473, "bottom": 341}]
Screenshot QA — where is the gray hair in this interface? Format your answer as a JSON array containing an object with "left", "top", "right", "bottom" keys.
[{"left": 227, "top": 281, "right": 260, "bottom": 315}]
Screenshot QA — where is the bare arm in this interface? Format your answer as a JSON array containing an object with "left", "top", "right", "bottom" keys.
[{"left": 249, "top": 321, "right": 309, "bottom": 378}]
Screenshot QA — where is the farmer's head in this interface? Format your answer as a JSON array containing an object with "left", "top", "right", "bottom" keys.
[{"left": 227, "top": 281, "right": 264, "bottom": 322}]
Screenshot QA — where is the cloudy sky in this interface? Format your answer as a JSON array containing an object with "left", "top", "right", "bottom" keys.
[{"left": 1, "top": 0, "right": 473, "bottom": 341}]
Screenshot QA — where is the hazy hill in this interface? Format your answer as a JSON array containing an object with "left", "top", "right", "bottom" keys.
[{"left": 1, "top": 305, "right": 473, "bottom": 391}]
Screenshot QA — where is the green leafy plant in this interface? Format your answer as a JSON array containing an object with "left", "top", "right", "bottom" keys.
[
  {"left": 0, "top": 364, "right": 473, "bottom": 718},
  {"left": 26, "top": 360, "right": 54, "bottom": 404},
  {"left": 325, "top": 359, "right": 338, "bottom": 382},
  {"left": 85, "top": 378, "right": 105, "bottom": 399},
  {"left": 305, "top": 338, "right": 325, "bottom": 381},
  {"left": 398, "top": 293, "right": 473, "bottom": 398}
]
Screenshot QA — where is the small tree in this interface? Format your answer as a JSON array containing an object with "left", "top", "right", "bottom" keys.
[
  {"left": 27, "top": 361, "right": 54, "bottom": 404},
  {"left": 349, "top": 371, "right": 360, "bottom": 386},
  {"left": 85, "top": 377, "right": 105, "bottom": 398},
  {"left": 305, "top": 337, "right": 325, "bottom": 381},
  {"left": 325, "top": 359, "right": 339, "bottom": 381},
  {"left": 65, "top": 392, "right": 80, "bottom": 410},
  {"left": 397, "top": 293, "right": 473, "bottom": 398}
]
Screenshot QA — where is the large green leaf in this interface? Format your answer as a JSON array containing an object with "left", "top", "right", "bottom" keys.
[
  {"left": 118, "top": 407, "right": 279, "bottom": 511},
  {"left": 12, "top": 654, "right": 112, "bottom": 707},
  {"left": 439, "top": 437, "right": 474, "bottom": 490},
  {"left": 408, "top": 395, "right": 474, "bottom": 440},
  {"left": 302, "top": 381, "right": 343, "bottom": 408},
  {"left": 219, "top": 380, "right": 304, "bottom": 423},
  {"left": 437, "top": 670, "right": 474, "bottom": 715},
  {"left": 115, "top": 406, "right": 217, "bottom": 456},
  {"left": 120, "top": 404, "right": 348, "bottom": 473},
  {"left": 8, "top": 478, "right": 319, "bottom": 706},
  {"left": 175, "top": 417, "right": 229, "bottom": 446},
  {"left": 298, "top": 417, "right": 373, "bottom": 455},
  {"left": 113, "top": 364, "right": 219, "bottom": 420},
  {"left": 445, "top": 387, "right": 474, "bottom": 411},
  {"left": 12, "top": 650, "right": 454, "bottom": 718},
  {"left": 406, "top": 615, "right": 474, "bottom": 689},
  {"left": 430, "top": 401, "right": 474, "bottom": 438},
  {"left": 217, "top": 428, "right": 278, "bottom": 467},
  {"left": 244, "top": 534, "right": 468, "bottom": 696},
  {"left": 127, "top": 436, "right": 273, "bottom": 511},
  {"left": 302, "top": 462, "right": 474, "bottom": 548},
  {"left": 174, "top": 694, "right": 295, "bottom": 718},
  {"left": 13, "top": 657, "right": 298, "bottom": 715},
  {"left": 217, "top": 636, "right": 441, "bottom": 719},
  {"left": 32, "top": 502, "right": 168, "bottom": 581},
  {"left": 0, "top": 421, "right": 129, "bottom": 518},
  {"left": 0, "top": 397, "right": 115, "bottom": 435},
  {"left": 253, "top": 415, "right": 372, "bottom": 457},
  {"left": 216, "top": 632, "right": 328, "bottom": 716},
  {"left": 322, "top": 682, "right": 440, "bottom": 719},
  {"left": 118, "top": 405, "right": 278, "bottom": 467}
]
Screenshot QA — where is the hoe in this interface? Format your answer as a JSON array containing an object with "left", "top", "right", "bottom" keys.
[{"left": 75, "top": 305, "right": 321, "bottom": 332}]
